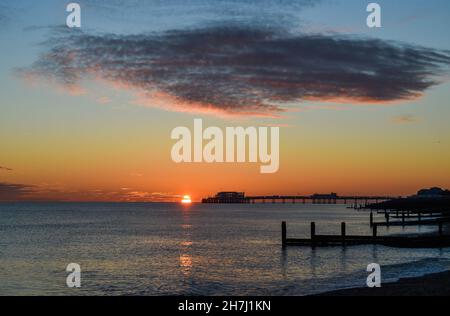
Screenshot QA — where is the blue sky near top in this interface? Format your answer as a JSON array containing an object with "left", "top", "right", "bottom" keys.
[{"left": 1, "top": 0, "right": 449, "bottom": 125}]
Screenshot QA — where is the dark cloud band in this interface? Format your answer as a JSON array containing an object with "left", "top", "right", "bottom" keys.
[
  {"left": 21, "top": 25, "right": 450, "bottom": 115},
  {"left": 0, "top": 183, "right": 34, "bottom": 201}
]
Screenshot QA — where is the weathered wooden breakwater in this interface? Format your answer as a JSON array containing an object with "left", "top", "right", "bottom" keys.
[
  {"left": 281, "top": 221, "right": 450, "bottom": 249},
  {"left": 369, "top": 210, "right": 449, "bottom": 227}
]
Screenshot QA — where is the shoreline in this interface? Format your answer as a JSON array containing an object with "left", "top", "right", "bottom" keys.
[{"left": 317, "top": 270, "right": 450, "bottom": 296}]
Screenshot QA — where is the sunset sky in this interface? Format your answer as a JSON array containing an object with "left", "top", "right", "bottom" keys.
[{"left": 1, "top": 0, "right": 450, "bottom": 202}]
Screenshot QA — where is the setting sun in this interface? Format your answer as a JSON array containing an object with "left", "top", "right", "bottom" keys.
[{"left": 181, "top": 195, "right": 192, "bottom": 204}]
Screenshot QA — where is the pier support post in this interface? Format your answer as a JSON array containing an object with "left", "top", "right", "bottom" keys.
[
  {"left": 282, "top": 222, "right": 287, "bottom": 248},
  {"left": 311, "top": 222, "right": 316, "bottom": 240},
  {"left": 370, "top": 212, "right": 373, "bottom": 227},
  {"left": 341, "top": 222, "right": 346, "bottom": 245},
  {"left": 439, "top": 222, "right": 443, "bottom": 237},
  {"left": 373, "top": 224, "right": 377, "bottom": 237}
]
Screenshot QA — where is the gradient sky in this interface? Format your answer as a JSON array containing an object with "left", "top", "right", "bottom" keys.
[{"left": 1, "top": 0, "right": 450, "bottom": 202}]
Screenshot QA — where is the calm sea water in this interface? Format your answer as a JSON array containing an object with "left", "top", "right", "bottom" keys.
[{"left": 0, "top": 202, "right": 449, "bottom": 296}]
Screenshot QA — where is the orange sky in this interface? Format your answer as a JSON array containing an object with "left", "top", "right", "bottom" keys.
[{"left": 1, "top": 1, "right": 450, "bottom": 202}]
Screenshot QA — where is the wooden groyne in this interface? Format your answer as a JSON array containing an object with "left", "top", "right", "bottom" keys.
[
  {"left": 281, "top": 222, "right": 450, "bottom": 249},
  {"left": 369, "top": 210, "right": 450, "bottom": 227}
]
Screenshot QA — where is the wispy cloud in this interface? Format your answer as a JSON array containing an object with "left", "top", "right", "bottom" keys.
[
  {"left": 0, "top": 166, "right": 13, "bottom": 171},
  {"left": 97, "top": 96, "right": 111, "bottom": 104},
  {"left": 78, "top": 0, "right": 322, "bottom": 28},
  {"left": 120, "top": 190, "right": 181, "bottom": 202},
  {"left": 129, "top": 172, "right": 144, "bottom": 177},
  {"left": 0, "top": 180, "right": 182, "bottom": 202},
  {"left": 19, "top": 24, "right": 450, "bottom": 117},
  {"left": 391, "top": 114, "right": 420, "bottom": 124},
  {"left": 0, "top": 182, "right": 34, "bottom": 201},
  {"left": 0, "top": 4, "right": 9, "bottom": 26}
]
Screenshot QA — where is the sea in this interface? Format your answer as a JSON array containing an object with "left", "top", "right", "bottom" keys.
[{"left": 0, "top": 202, "right": 449, "bottom": 296}]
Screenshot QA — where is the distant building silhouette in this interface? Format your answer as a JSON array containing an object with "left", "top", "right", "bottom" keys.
[
  {"left": 417, "top": 187, "right": 450, "bottom": 197},
  {"left": 311, "top": 193, "right": 338, "bottom": 199},
  {"left": 202, "top": 192, "right": 246, "bottom": 204}
]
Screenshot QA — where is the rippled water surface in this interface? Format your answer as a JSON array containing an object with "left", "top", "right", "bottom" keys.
[{"left": 1, "top": 202, "right": 449, "bottom": 295}]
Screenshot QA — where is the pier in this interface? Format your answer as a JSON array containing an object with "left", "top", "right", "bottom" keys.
[
  {"left": 202, "top": 192, "right": 396, "bottom": 204},
  {"left": 246, "top": 194, "right": 394, "bottom": 205}
]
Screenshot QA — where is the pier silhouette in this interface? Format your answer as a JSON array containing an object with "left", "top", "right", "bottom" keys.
[{"left": 202, "top": 192, "right": 396, "bottom": 205}]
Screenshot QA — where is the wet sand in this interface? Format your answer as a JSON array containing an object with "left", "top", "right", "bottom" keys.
[{"left": 318, "top": 270, "right": 450, "bottom": 296}]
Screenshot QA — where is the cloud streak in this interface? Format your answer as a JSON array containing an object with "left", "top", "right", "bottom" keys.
[
  {"left": 391, "top": 114, "right": 420, "bottom": 124},
  {"left": 0, "top": 181, "right": 182, "bottom": 202},
  {"left": 79, "top": 0, "right": 321, "bottom": 27},
  {"left": 0, "top": 4, "right": 8, "bottom": 26},
  {"left": 20, "top": 25, "right": 450, "bottom": 116},
  {"left": 0, "top": 182, "right": 34, "bottom": 201}
]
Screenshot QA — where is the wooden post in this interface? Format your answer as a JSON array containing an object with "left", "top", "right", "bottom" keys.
[
  {"left": 370, "top": 212, "right": 373, "bottom": 227},
  {"left": 373, "top": 224, "right": 377, "bottom": 237},
  {"left": 341, "top": 222, "right": 346, "bottom": 245},
  {"left": 439, "top": 222, "right": 443, "bottom": 237},
  {"left": 402, "top": 211, "right": 405, "bottom": 225},
  {"left": 418, "top": 212, "right": 421, "bottom": 223},
  {"left": 282, "top": 222, "right": 287, "bottom": 247},
  {"left": 311, "top": 222, "right": 316, "bottom": 240}
]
